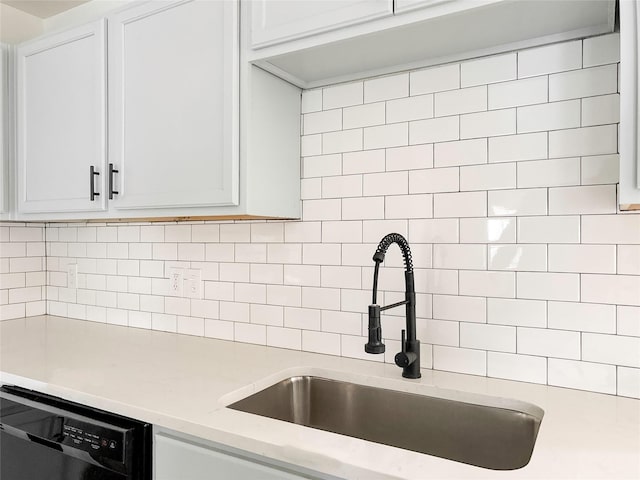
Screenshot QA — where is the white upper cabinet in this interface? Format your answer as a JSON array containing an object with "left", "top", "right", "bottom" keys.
[
  {"left": 251, "top": 0, "right": 393, "bottom": 49},
  {"left": 248, "top": 0, "right": 616, "bottom": 88},
  {"left": 108, "top": 0, "right": 238, "bottom": 210},
  {"left": 620, "top": 0, "right": 640, "bottom": 209},
  {"left": 16, "top": 20, "right": 107, "bottom": 214}
]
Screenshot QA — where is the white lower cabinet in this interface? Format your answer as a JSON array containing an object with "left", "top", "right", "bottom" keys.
[{"left": 154, "top": 431, "right": 323, "bottom": 480}]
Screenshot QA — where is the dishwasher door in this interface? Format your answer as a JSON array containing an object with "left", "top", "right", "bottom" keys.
[{"left": 0, "top": 386, "right": 151, "bottom": 480}]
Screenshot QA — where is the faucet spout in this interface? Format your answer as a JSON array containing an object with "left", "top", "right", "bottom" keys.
[{"left": 365, "top": 233, "right": 421, "bottom": 379}]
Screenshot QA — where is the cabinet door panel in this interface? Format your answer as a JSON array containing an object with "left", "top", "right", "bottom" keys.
[
  {"left": 109, "top": 0, "right": 238, "bottom": 210},
  {"left": 17, "top": 21, "right": 107, "bottom": 213},
  {"left": 1, "top": 44, "right": 7, "bottom": 214},
  {"left": 251, "top": 0, "right": 393, "bottom": 49},
  {"left": 155, "top": 433, "right": 304, "bottom": 480}
]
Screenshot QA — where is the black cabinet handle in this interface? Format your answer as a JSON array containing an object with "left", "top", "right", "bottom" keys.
[
  {"left": 108, "top": 163, "right": 119, "bottom": 199},
  {"left": 89, "top": 166, "right": 100, "bottom": 201}
]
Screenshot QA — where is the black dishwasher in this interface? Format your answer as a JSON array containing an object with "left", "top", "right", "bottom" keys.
[{"left": 0, "top": 385, "right": 151, "bottom": 480}]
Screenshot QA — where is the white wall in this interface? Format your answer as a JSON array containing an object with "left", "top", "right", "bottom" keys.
[{"left": 2, "top": 32, "right": 638, "bottom": 399}]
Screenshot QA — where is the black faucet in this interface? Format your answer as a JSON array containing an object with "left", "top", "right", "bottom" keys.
[{"left": 365, "top": 233, "right": 421, "bottom": 379}]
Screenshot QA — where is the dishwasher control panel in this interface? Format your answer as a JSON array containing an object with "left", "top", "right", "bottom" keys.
[{"left": 62, "top": 419, "right": 124, "bottom": 461}]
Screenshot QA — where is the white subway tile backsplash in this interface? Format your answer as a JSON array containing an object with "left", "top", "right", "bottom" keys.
[
  {"left": 22, "top": 36, "right": 635, "bottom": 399},
  {"left": 321, "top": 221, "right": 363, "bottom": 244},
  {"left": 409, "top": 218, "right": 459, "bottom": 244},
  {"left": 488, "top": 298, "right": 546, "bottom": 327},
  {"left": 364, "top": 73, "right": 408, "bottom": 103},
  {"left": 386, "top": 144, "right": 433, "bottom": 171},
  {"left": 518, "top": 327, "right": 580, "bottom": 359},
  {"left": 459, "top": 271, "right": 515, "bottom": 298},
  {"left": 323, "top": 128, "right": 363, "bottom": 154},
  {"left": 410, "top": 116, "right": 459, "bottom": 144},
  {"left": 488, "top": 188, "right": 547, "bottom": 216},
  {"left": 517, "top": 157, "right": 580, "bottom": 188},
  {"left": 549, "top": 64, "right": 617, "bottom": 101},
  {"left": 302, "top": 199, "right": 341, "bottom": 221},
  {"left": 488, "top": 76, "right": 548, "bottom": 110},
  {"left": 583, "top": 33, "right": 619, "bottom": 67},
  {"left": 618, "top": 367, "right": 640, "bottom": 398},
  {"left": 363, "top": 123, "right": 408, "bottom": 150},
  {"left": 386, "top": 194, "right": 432, "bottom": 219},
  {"left": 323, "top": 82, "right": 363, "bottom": 109},
  {"left": 548, "top": 244, "right": 616, "bottom": 274},
  {"left": 460, "top": 218, "right": 516, "bottom": 244},
  {"left": 548, "top": 358, "right": 616, "bottom": 395},
  {"left": 488, "top": 244, "right": 547, "bottom": 271},
  {"left": 435, "top": 86, "right": 487, "bottom": 117},
  {"left": 582, "top": 215, "right": 640, "bottom": 244},
  {"left": 488, "top": 132, "right": 547, "bottom": 163},
  {"left": 460, "top": 109, "right": 516, "bottom": 139},
  {"left": 386, "top": 95, "right": 433, "bottom": 123},
  {"left": 235, "top": 322, "right": 266, "bottom": 345},
  {"left": 304, "top": 109, "right": 342, "bottom": 135},
  {"left": 301, "top": 134, "right": 322, "bottom": 156},
  {"left": 581, "top": 154, "right": 619, "bottom": 185},
  {"left": 434, "top": 138, "right": 487, "bottom": 167},
  {"left": 432, "top": 295, "right": 486, "bottom": 323},
  {"left": 582, "top": 274, "right": 640, "bottom": 306},
  {"left": 302, "top": 330, "right": 341, "bottom": 355},
  {"left": 433, "top": 345, "right": 486, "bottom": 376},
  {"left": 548, "top": 185, "right": 617, "bottom": 215},
  {"left": 410, "top": 64, "right": 460, "bottom": 95},
  {"left": 434, "top": 192, "right": 487, "bottom": 218},
  {"left": 460, "top": 322, "right": 516, "bottom": 353},
  {"left": 433, "top": 244, "right": 486, "bottom": 270},
  {"left": 343, "top": 102, "right": 386, "bottom": 129},
  {"left": 618, "top": 306, "right": 640, "bottom": 337},
  {"left": 517, "top": 272, "right": 580, "bottom": 301},
  {"left": 548, "top": 301, "right": 616, "bottom": 334},
  {"left": 488, "top": 352, "right": 547, "bottom": 384},
  {"left": 460, "top": 163, "right": 516, "bottom": 191},
  {"left": 518, "top": 40, "right": 582, "bottom": 78},
  {"left": 517, "top": 216, "right": 580, "bottom": 244},
  {"left": 301, "top": 89, "right": 322, "bottom": 114},
  {"left": 618, "top": 245, "right": 640, "bottom": 275},
  {"left": 517, "top": 100, "right": 580, "bottom": 133},
  {"left": 266, "top": 326, "right": 301, "bottom": 350},
  {"left": 582, "top": 94, "right": 620, "bottom": 127},
  {"left": 426, "top": 319, "right": 459, "bottom": 346},
  {"left": 342, "top": 149, "right": 385, "bottom": 175},
  {"left": 461, "top": 53, "right": 516, "bottom": 87}
]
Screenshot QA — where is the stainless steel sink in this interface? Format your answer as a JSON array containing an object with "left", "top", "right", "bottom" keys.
[{"left": 228, "top": 376, "right": 544, "bottom": 470}]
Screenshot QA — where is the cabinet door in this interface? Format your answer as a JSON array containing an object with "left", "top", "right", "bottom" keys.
[
  {"left": 155, "top": 433, "right": 306, "bottom": 480},
  {"left": 251, "top": 0, "right": 393, "bottom": 49},
  {"left": 16, "top": 20, "right": 107, "bottom": 214},
  {"left": 109, "top": 0, "right": 239, "bottom": 211},
  {"left": 620, "top": 0, "right": 640, "bottom": 208}
]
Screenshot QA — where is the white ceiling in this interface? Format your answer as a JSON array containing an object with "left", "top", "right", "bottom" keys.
[{"left": 0, "top": 0, "right": 90, "bottom": 18}]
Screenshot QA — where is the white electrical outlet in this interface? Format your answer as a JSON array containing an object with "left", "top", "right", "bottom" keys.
[
  {"left": 168, "top": 267, "right": 183, "bottom": 296},
  {"left": 68, "top": 264, "right": 77, "bottom": 289},
  {"left": 184, "top": 269, "right": 202, "bottom": 299}
]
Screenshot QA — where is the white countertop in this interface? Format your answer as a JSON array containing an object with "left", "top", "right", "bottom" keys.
[{"left": 1, "top": 315, "right": 639, "bottom": 479}]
